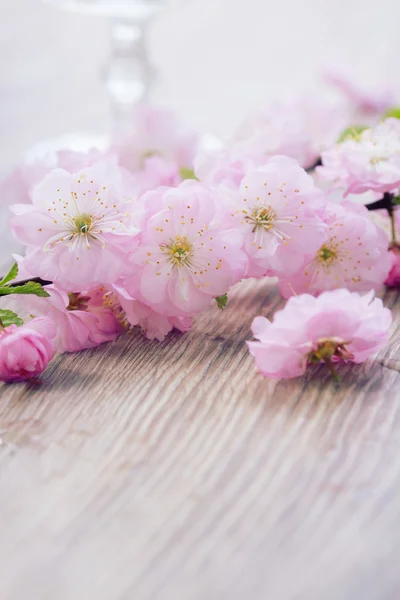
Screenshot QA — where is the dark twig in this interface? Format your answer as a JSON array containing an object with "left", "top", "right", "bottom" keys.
[
  {"left": 365, "top": 192, "right": 394, "bottom": 213},
  {"left": 305, "top": 157, "right": 322, "bottom": 173},
  {"left": 7, "top": 277, "right": 52, "bottom": 288}
]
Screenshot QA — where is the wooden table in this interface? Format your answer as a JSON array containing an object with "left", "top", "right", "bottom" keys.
[
  {"left": 1, "top": 279, "right": 400, "bottom": 599},
  {"left": 1, "top": 4, "right": 400, "bottom": 599}
]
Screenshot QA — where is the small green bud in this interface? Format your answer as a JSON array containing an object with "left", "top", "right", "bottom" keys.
[
  {"left": 179, "top": 167, "right": 198, "bottom": 181},
  {"left": 337, "top": 125, "right": 368, "bottom": 143},
  {"left": 215, "top": 293, "right": 228, "bottom": 310},
  {"left": 383, "top": 106, "right": 400, "bottom": 120}
]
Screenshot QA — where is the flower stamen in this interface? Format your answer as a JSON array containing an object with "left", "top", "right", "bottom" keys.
[
  {"left": 307, "top": 338, "right": 354, "bottom": 364},
  {"left": 74, "top": 214, "right": 93, "bottom": 235},
  {"left": 166, "top": 236, "right": 193, "bottom": 267},
  {"left": 67, "top": 292, "right": 90, "bottom": 312},
  {"left": 246, "top": 206, "right": 277, "bottom": 232},
  {"left": 317, "top": 244, "right": 337, "bottom": 266}
]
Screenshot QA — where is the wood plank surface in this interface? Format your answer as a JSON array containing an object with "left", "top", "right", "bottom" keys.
[
  {"left": 1, "top": 3, "right": 400, "bottom": 599},
  {"left": 1, "top": 279, "right": 400, "bottom": 599}
]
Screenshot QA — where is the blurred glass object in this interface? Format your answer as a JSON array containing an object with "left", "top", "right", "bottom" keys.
[{"left": 43, "top": 0, "right": 165, "bottom": 134}]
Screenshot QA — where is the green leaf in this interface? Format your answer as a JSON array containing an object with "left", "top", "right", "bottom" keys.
[
  {"left": 180, "top": 167, "right": 198, "bottom": 181},
  {"left": 337, "top": 125, "right": 368, "bottom": 143},
  {"left": 0, "top": 262, "right": 18, "bottom": 286},
  {"left": 215, "top": 293, "right": 228, "bottom": 310},
  {"left": 0, "top": 281, "right": 50, "bottom": 297},
  {"left": 392, "top": 195, "right": 400, "bottom": 206},
  {"left": 383, "top": 106, "right": 400, "bottom": 120},
  {"left": 0, "top": 309, "right": 23, "bottom": 327}
]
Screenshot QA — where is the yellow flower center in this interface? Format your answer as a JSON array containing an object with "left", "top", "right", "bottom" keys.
[
  {"left": 317, "top": 245, "right": 337, "bottom": 265},
  {"left": 307, "top": 338, "right": 354, "bottom": 365},
  {"left": 246, "top": 206, "right": 276, "bottom": 231},
  {"left": 167, "top": 237, "right": 192, "bottom": 267},
  {"left": 369, "top": 156, "right": 388, "bottom": 166},
  {"left": 74, "top": 214, "right": 92, "bottom": 235}
]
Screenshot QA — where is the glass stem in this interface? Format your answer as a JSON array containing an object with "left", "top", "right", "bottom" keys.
[{"left": 105, "top": 17, "right": 155, "bottom": 136}]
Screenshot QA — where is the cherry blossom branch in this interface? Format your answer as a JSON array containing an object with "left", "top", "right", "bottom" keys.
[
  {"left": 8, "top": 277, "right": 52, "bottom": 288},
  {"left": 0, "top": 105, "right": 398, "bottom": 384},
  {"left": 0, "top": 264, "right": 50, "bottom": 301},
  {"left": 365, "top": 192, "right": 398, "bottom": 244},
  {"left": 365, "top": 192, "right": 395, "bottom": 213},
  {"left": 389, "top": 207, "right": 397, "bottom": 244}
]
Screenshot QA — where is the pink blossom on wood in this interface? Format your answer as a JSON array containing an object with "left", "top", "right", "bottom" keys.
[
  {"left": 248, "top": 289, "right": 391, "bottom": 379},
  {"left": 124, "top": 180, "right": 247, "bottom": 317},
  {"left": 110, "top": 284, "right": 192, "bottom": 341},
  {"left": 0, "top": 318, "right": 55, "bottom": 382}
]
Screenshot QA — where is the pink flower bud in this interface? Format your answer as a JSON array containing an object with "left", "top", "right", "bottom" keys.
[{"left": 0, "top": 317, "right": 55, "bottom": 382}]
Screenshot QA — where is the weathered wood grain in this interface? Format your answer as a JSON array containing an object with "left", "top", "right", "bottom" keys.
[{"left": 1, "top": 278, "right": 400, "bottom": 600}]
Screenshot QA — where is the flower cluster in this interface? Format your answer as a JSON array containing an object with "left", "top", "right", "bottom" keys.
[
  {"left": 1, "top": 83, "right": 399, "bottom": 383},
  {"left": 317, "top": 118, "right": 400, "bottom": 198},
  {"left": 248, "top": 290, "right": 391, "bottom": 379},
  {"left": 227, "top": 96, "right": 348, "bottom": 170}
]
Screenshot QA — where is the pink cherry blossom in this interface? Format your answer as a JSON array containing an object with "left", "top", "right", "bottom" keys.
[
  {"left": 23, "top": 285, "right": 123, "bottom": 353},
  {"left": 385, "top": 246, "right": 400, "bottom": 287},
  {"left": 111, "top": 105, "right": 198, "bottom": 173},
  {"left": 1, "top": 151, "right": 112, "bottom": 272},
  {"left": 1, "top": 151, "right": 117, "bottom": 272},
  {"left": 220, "top": 155, "right": 328, "bottom": 278},
  {"left": 279, "top": 202, "right": 392, "bottom": 298},
  {"left": 109, "top": 284, "right": 192, "bottom": 341},
  {"left": 230, "top": 96, "right": 348, "bottom": 170},
  {"left": 317, "top": 119, "right": 400, "bottom": 198},
  {"left": 248, "top": 289, "right": 391, "bottom": 379},
  {"left": 1, "top": 149, "right": 108, "bottom": 208},
  {"left": 0, "top": 164, "right": 48, "bottom": 210},
  {"left": 135, "top": 155, "right": 181, "bottom": 194},
  {"left": 124, "top": 180, "right": 247, "bottom": 317},
  {"left": 55, "top": 149, "right": 109, "bottom": 173},
  {"left": 11, "top": 161, "right": 141, "bottom": 292},
  {"left": 194, "top": 148, "right": 264, "bottom": 189},
  {"left": 323, "top": 66, "right": 396, "bottom": 118},
  {"left": 0, "top": 317, "right": 55, "bottom": 382}
]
